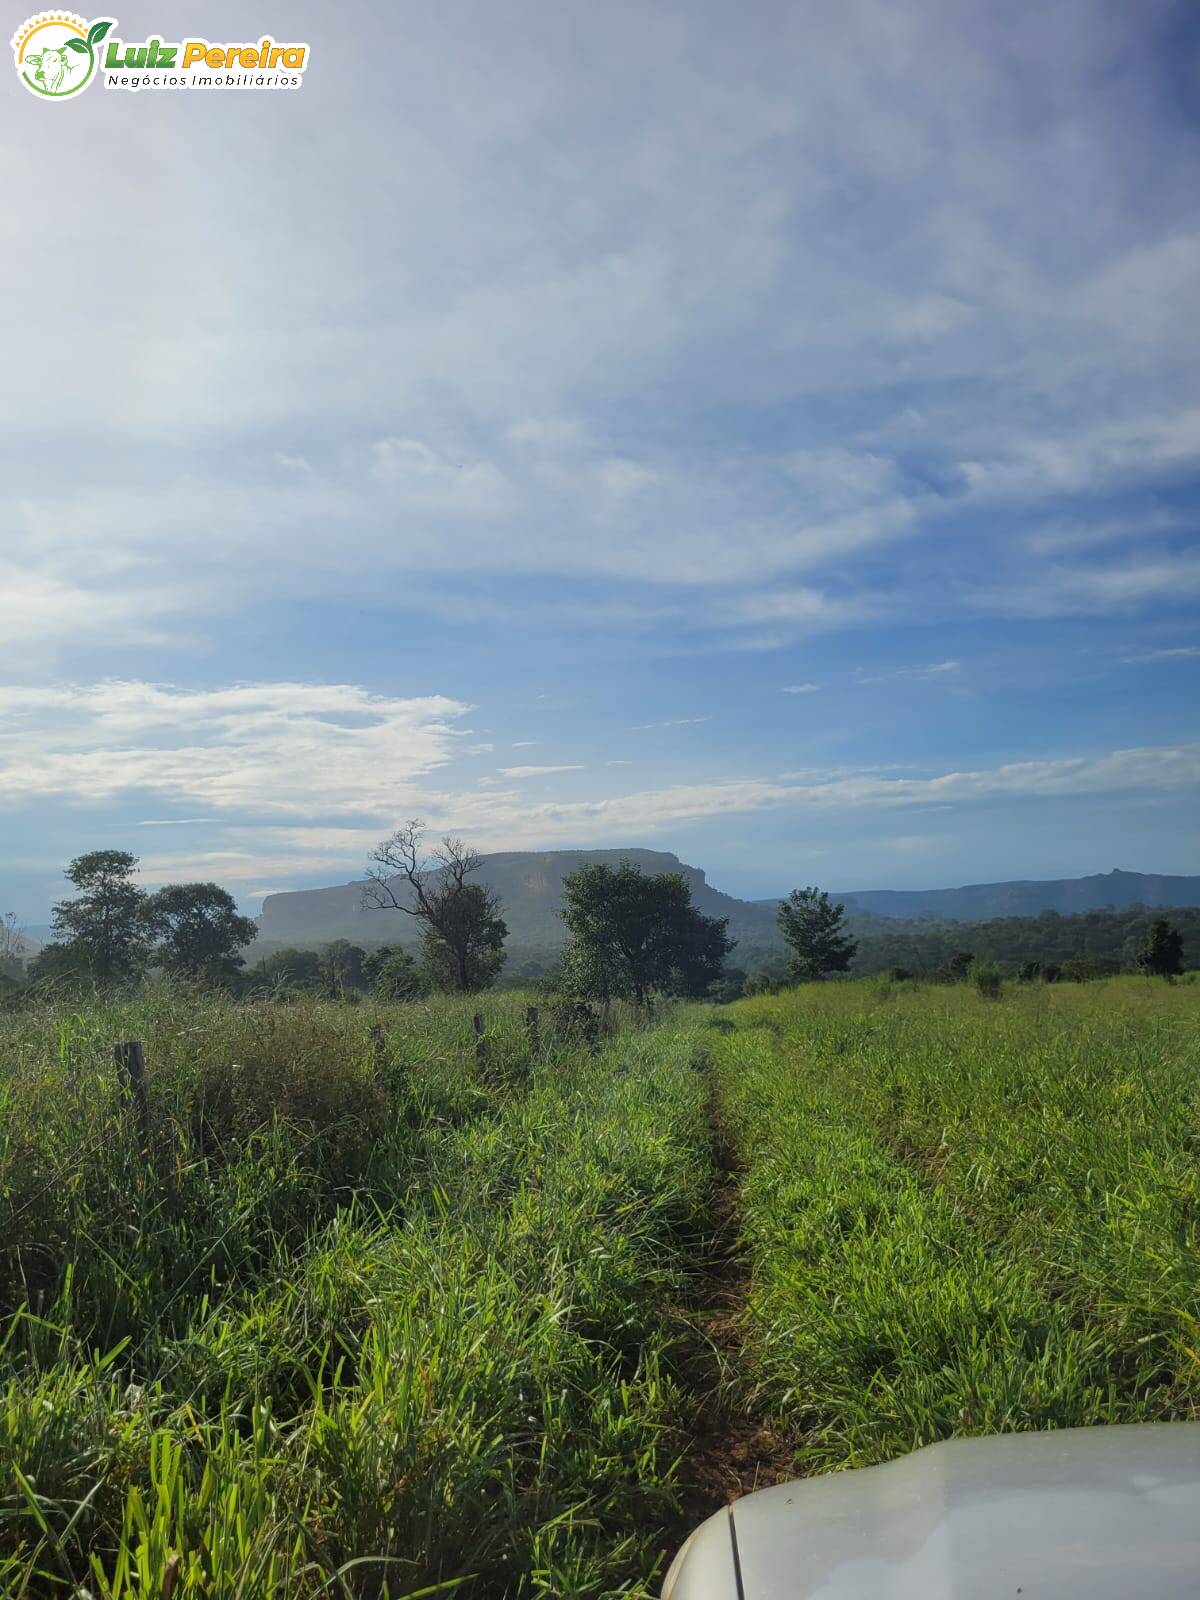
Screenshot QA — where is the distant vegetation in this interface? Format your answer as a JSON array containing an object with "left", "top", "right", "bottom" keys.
[
  {"left": 4, "top": 845, "right": 1195, "bottom": 1009},
  {"left": 842, "top": 902, "right": 1199, "bottom": 981}
]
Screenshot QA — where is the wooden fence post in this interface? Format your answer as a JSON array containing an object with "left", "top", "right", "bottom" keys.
[
  {"left": 525, "top": 1005, "right": 540, "bottom": 1055},
  {"left": 113, "top": 1040, "right": 149, "bottom": 1151},
  {"left": 472, "top": 1011, "right": 487, "bottom": 1067}
]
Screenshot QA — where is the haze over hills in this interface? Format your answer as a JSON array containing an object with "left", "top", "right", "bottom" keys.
[
  {"left": 833, "top": 869, "right": 1200, "bottom": 923},
  {"left": 252, "top": 855, "right": 1200, "bottom": 956}
]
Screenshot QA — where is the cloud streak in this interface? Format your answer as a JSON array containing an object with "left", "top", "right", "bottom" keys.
[
  {"left": 0, "top": 682, "right": 471, "bottom": 817},
  {"left": 3, "top": 678, "right": 1194, "bottom": 895}
]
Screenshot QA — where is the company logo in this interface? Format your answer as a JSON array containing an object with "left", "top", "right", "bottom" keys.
[
  {"left": 11, "top": 12, "right": 112, "bottom": 97},
  {"left": 11, "top": 13, "right": 310, "bottom": 96}
]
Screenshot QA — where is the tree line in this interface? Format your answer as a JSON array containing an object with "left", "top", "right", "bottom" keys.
[
  {"left": 4, "top": 832, "right": 1186, "bottom": 1005},
  {"left": 13, "top": 852, "right": 258, "bottom": 987},
  {"left": 3, "top": 828, "right": 849, "bottom": 1003},
  {"left": 841, "top": 902, "right": 1196, "bottom": 982}
]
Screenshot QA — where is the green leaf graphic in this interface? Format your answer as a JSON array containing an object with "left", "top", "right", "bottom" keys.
[
  {"left": 65, "top": 36, "right": 89, "bottom": 52},
  {"left": 87, "top": 19, "right": 112, "bottom": 45}
]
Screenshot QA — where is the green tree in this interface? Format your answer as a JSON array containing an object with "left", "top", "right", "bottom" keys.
[
  {"left": 971, "top": 961, "right": 1003, "bottom": 1000},
  {"left": 363, "top": 944, "right": 426, "bottom": 1000},
  {"left": 671, "top": 900, "right": 739, "bottom": 996},
  {"left": 142, "top": 882, "right": 258, "bottom": 983},
  {"left": 1060, "top": 954, "right": 1121, "bottom": 982},
  {"left": 777, "top": 887, "right": 857, "bottom": 982},
  {"left": 418, "top": 884, "right": 507, "bottom": 993},
  {"left": 364, "top": 823, "right": 507, "bottom": 993},
  {"left": 317, "top": 939, "right": 368, "bottom": 997},
  {"left": 940, "top": 950, "right": 975, "bottom": 983},
  {"left": 51, "top": 850, "right": 147, "bottom": 981},
  {"left": 743, "top": 971, "right": 778, "bottom": 997},
  {"left": 559, "top": 862, "right": 734, "bottom": 1004},
  {"left": 26, "top": 941, "right": 92, "bottom": 987},
  {"left": 253, "top": 947, "right": 321, "bottom": 991},
  {"left": 1136, "top": 919, "right": 1185, "bottom": 978},
  {"left": 708, "top": 966, "right": 748, "bottom": 1003}
]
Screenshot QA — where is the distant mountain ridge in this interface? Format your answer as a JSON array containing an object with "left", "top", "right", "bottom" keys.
[
  {"left": 254, "top": 848, "right": 782, "bottom": 954},
  {"left": 830, "top": 868, "right": 1200, "bottom": 923},
  {"left": 252, "top": 856, "right": 1200, "bottom": 955}
]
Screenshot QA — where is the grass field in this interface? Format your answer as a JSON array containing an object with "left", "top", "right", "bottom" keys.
[
  {"left": 1, "top": 975, "right": 1198, "bottom": 1594},
  {"left": 714, "top": 976, "right": 1200, "bottom": 1469},
  {"left": 0, "top": 993, "right": 710, "bottom": 1597}
]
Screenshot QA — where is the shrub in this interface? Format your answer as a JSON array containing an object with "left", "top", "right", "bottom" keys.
[{"left": 972, "top": 962, "right": 1004, "bottom": 1000}]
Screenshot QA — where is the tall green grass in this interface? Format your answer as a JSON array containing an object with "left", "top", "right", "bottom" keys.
[
  {"left": 0, "top": 992, "right": 710, "bottom": 1596},
  {"left": 715, "top": 977, "right": 1200, "bottom": 1471}
]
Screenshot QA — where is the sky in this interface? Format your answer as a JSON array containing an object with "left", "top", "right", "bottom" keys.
[{"left": 3, "top": 0, "right": 1199, "bottom": 923}]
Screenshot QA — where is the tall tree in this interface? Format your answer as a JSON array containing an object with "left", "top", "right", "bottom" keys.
[
  {"left": 560, "top": 861, "right": 734, "bottom": 1003},
  {"left": 777, "top": 886, "right": 857, "bottom": 981},
  {"left": 142, "top": 882, "right": 258, "bottom": 982},
  {"left": 418, "top": 885, "right": 507, "bottom": 993},
  {"left": 364, "top": 822, "right": 507, "bottom": 993},
  {"left": 253, "top": 947, "right": 321, "bottom": 991},
  {"left": 0, "top": 912, "right": 25, "bottom": 983},
  {"left": 52, "top": 850, "right": 147, "bottom": 981},
  {"left": 363, "top": 944, "right": 426, "bottom": 1000},
  {"left": 1136, "top": 918, "right": 1184, "bottom": 978},
  {"left": 317, "top": 939, "right": 368, "bottom": 997}
]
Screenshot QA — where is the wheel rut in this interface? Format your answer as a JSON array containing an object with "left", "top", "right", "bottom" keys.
[{"left": 672, "top": 1068, "right": 794, "bottom": 1535}]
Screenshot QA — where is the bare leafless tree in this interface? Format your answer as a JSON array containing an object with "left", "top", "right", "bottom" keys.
[
  {"left": 363, "top": 821, "right": 507, "bottom": 992},
  {"left": 0, "top": 911, "right": 26, "bottom": 980}
]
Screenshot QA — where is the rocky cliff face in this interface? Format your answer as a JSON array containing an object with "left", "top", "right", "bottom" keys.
[{"left": 255, "top": 847, "right": 780, "bottom": 952}]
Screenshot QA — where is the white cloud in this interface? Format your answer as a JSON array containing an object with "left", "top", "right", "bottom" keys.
[
  {"left": 986, "top": 554, "right": 1200, "bottom": 619},
  {"left": 0, "top": 682, "right": 470, "bottom": 816},
  {"left": 632, "top": 716, "right": 710, "bottom": 730},
  {"left": 368, "top": 436, "right": 515, "bottom": 515},
  {"left": 3, "top": 674, "right": 1192, "bottom": 892},
  {"left": 12, "top": 682, "right": 1185, "bottom": 842},
  {"left": 598, "top": 458, "right": 661, "bottom": 498},
  {"left": 496, "top": 764, "right": 585, "bottom": 778},
  {"left": 781, "top": 682, "right": 820, "bottom": 694},
  {"left": 2, "top": 1, "right": 1200, "bottom": 707},
  {"left": 721, "top": 588, "right": 877, "bottom": 628},
  {"left": 783, "top": 746, "right": 1200, "bottom": 809},
  {"left": 6, "top": 0, "right": 1200, "bottom": 663},
  {"left": 857, "top": 660, "right": 960, "bottom": 685},
  {"left": 0, "top": 561, "right": 182, "bottom": 651},
  {"left": 421, "top": 743, "right": 1200, "bottom": 850},
  {"left": 1122, "top": 644, "right": 1200, "bottom": 663}
]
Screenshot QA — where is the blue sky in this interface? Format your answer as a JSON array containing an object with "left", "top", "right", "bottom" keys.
[{"left": 3, "top": 0, "right": 1199, "bottom": 921}]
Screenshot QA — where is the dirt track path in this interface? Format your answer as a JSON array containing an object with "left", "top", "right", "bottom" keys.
[{"left": 674, "top": 1071, "right": 793, "bottom": 1529}]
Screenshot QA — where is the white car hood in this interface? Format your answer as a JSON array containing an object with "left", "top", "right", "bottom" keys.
[{"left": 663, "top": 1423, "right": 1200, "bottom": 1600}]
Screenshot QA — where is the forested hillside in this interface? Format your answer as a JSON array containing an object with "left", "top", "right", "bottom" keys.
[{"left": 848, "top": 904, "right": 1200, "bottom": 977}]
